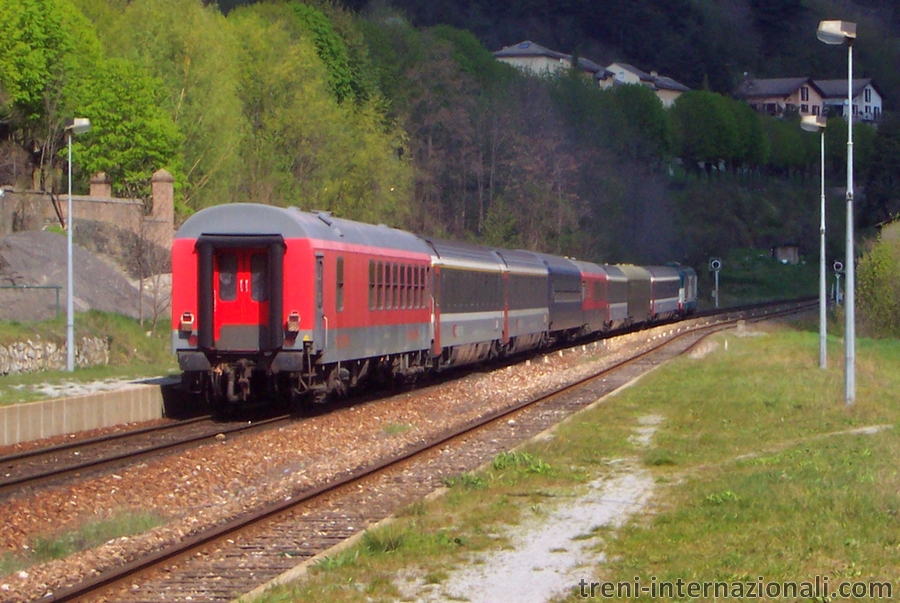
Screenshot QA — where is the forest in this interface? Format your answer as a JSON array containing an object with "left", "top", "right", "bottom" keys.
[{"left": 2, "top": 0, "right": 900, "bottom": 268}]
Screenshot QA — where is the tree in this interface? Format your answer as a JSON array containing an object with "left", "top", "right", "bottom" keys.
[
  {"left": 400, "top": 32, "right": 479, "bottom": 235},
  {"left": 863, "top": 113, "right": 900, "bottom": 227},
  {"left": 857, "top": 236, "right": 900, "bottom": 338},
  {"left": 76, "top": 58, "right": 183, "bottom": 199},
  {"left": 609, "top": 83, "right": 670, "bottom": 159},
  {"left": 0, "top": 0, "right": 103, "bottom": 190},
  {"left": 290, "top": 2, "right": 375, "bottom": 105},
  {"left": 670, "top": 91, "right": 738, "bottom": 175},
  {"left": 101, "top": 0, "right": 244, "bottom": 211},
  {"left": 761, "top": 115, "right": 809, "bottom": 178},
  {"left": 728, "top": 99, "right": 769, "bottom": 170},
  {"left": 229, "top": 3, "right": 412, "bottom": 224}
]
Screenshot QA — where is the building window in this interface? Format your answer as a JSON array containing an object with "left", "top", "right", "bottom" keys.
[
  {"left": 865, "top": 88, "right": 872, "bottom": 102},
  {"left": 801, "top": 86, "right": 809, "bottom": 101},
  {"left": 801, "top": 104, "right": 809, "bottom": 114},
  {"left": 813, "top": 105, "right": 820, "bottom": 116}
]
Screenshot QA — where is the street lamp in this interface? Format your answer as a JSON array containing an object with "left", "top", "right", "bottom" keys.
[
  {"left": 64, "top": 117, "right": 91, "bottom": 372},
  {"left": 800, "top": 114, "right": 828, "bottom": 370},
  {"left": 816, "top": 19, "right": 856, "bottom": 405}
]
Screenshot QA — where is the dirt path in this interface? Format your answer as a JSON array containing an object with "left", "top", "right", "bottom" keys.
[{"left": 398, "top": 416, "right": 662, "bottom": 603}]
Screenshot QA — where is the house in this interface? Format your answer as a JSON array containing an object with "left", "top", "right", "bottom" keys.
[
  {"left": 648, "top": 74, "right": 690, "bottom": 108},
  {"left": 876, "top": 216, "right": 900, "bottom": 241},
  {"left": 596, "top": 62, "right": 655, "bottom": 87},
  {"left": 594, "top": 63, "right": 690, "bottom": 108},
  {"left": 493, "top": 42, "right": 690, "bottom": 107},
  {"left": 735, "top": 77, "right": 826, "bottom": 117},
  {"left": 814, "top": 78, "right": 883, "bottom": 123},
  {"left": 493, "top": 40, "right": 602, "bottom": 77},
  {"left": 771, "top": 244, "right": 800, "bottom": 265}
]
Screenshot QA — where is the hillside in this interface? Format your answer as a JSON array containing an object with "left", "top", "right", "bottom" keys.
[
  {"left": 339, "top": 0, "right": 900, "bottom": 108},
  {"left": 3, "top": 0, "right": 900, "bottom": 270}
]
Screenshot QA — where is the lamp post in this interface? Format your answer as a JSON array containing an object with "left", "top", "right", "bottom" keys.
[
  {"left": 817, "top": 19, "right": 856, "bottom": 405},
  {"left": 64, "top": 117, "right": 91, "bottom": 372},
  {"left": 801, "top": 114, "right": 828, "bottom": 370}
]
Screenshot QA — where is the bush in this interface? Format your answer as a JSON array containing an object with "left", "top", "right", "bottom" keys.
[{"left": 857, "top": 237, "right": 900, "bottom": 338}]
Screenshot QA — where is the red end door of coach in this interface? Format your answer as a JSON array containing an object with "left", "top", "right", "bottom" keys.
[{"left": 213, "top": 249, "right": 269, "bottom": 349}]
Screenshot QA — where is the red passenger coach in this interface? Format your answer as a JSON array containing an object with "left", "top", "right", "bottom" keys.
[
  {"left": 172, "top": 204, "right": 433, "bottom": 410},
  {"left": 172, "top": 203, "right": 700, "bottom": 414}
]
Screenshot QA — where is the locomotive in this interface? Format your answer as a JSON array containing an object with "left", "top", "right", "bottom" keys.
[{"left": 171, "top": 204, "right": 697, "bottom": 411}]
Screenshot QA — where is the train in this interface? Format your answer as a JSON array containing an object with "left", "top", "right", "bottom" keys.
[{"left": 170, "top": 204, "right": 697, "bottom": 411}]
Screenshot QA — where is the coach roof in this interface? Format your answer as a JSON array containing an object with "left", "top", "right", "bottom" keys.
[{"left": 175, "top": 204, "right": 431, "bottom": 254}]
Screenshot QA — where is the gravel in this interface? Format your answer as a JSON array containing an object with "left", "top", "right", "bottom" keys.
[{"left": 0, "top": 327, "right": 671, "bottom": 601}]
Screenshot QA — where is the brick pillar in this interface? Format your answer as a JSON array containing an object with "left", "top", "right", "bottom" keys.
[
  {"left": 90, "top": 172, "right": 112, "bottom": 197},
  {"left": 150, "top": 169, "right": 175, "bottom": 248}
]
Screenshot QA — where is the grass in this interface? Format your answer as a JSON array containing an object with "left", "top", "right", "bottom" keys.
[
  {"left": 696, "top": 248, "right": 818, "bottom": 309},
  {"left": 0, "top": 310, "right": 177, "bottom": 405},
  {"left": 0, "top": 511, "right": 165, "bottom": 577},
  {"left": 252, "top": 322, "right": 900, "bottom": 603}
]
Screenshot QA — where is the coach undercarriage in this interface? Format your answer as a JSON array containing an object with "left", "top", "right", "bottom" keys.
[{"left": 185, "top": 348, "right": 435, "bottom": 414}]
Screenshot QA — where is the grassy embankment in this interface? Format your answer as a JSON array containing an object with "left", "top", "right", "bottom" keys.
[
  {"left": 0, "top": 311, "right": 177, "bottom": 405},
  {"left": 253, "top": 319, "right": 900, "bottom": 603},
  {"left": 696, "top": 248, "right": 819, "bottom": 309}
]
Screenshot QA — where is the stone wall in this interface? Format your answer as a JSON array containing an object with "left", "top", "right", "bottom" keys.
[
  {"left": 0, "top": 169, "right": 174, "bottom": 249},
  {"left": 0, "top": 336, "right": 109, "bottom": 376}
]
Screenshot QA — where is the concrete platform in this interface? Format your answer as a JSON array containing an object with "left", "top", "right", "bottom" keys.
[{"left": 0, "top": 378, "right": 186, "bottom": 446}]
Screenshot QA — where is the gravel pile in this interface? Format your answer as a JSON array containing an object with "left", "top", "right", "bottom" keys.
[{"left": 0, "top": 327, "right": 670, "bottom": 601}]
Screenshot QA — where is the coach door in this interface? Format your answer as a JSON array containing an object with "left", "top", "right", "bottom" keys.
[
  {"left": 313, "top": 253, "right": 325, "bottom": 353},
  {"left": 213, "top": 249, "right": 270, "bottom": 350}
]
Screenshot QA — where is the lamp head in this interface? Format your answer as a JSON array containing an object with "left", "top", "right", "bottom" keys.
[
  {"left": 817, "top": 20, "right": 856, "bottom": 45},
  {"left": 64, "top": 117, "right": 91, "bottom": 135},
  {"left": 800, "top": 114, "right": 828, "bottom": 133}
]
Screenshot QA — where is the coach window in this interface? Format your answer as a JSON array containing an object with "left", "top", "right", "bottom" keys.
[
  {"left": 422, "top": 267, "right": 428, "bottom": 307},
  {"left": 336, "top": 256, "right": 344, "bottom": 312},
  {"left": 368, "top": 260, "right": 375, "bottom": 310},
  {"left": 418, "top": 266, "right": 424, "bottom": 308},
  {"left": 399, "top": 263, "right": 406, "bottom": 309},
  {"left": 412, "top": 266, "right": 420, "bottom": 308},
  {"left": 391, "top": 263, "right": 400, "bottom": 309},
  {"left": 250, "top": 254, "right": 268, "bottom": 302},
  {"left": 384, "top": 262, "right": 391, "bottom": 309},
  {"left": 384, "top": 261, "right": 390, "bottom": 309},
  {"left": 217, "top": 253, "right": 237, "bottom": 301},
  {"left": 376, "top": 261, "right": 384, "bottom": 310},
  {"left": 406, "top": 265, "right": 413, "bottom": 308}
]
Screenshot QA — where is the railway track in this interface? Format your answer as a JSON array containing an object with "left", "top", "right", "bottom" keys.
[
  {"left": 0, "top": 298, "right": 808, "bottom": 500},
  {"left": 33, "top": 299, "right": 813, "bottom": 603},
  {"left": 0, "top": 414, "right": 293, "bottom": 498}
]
